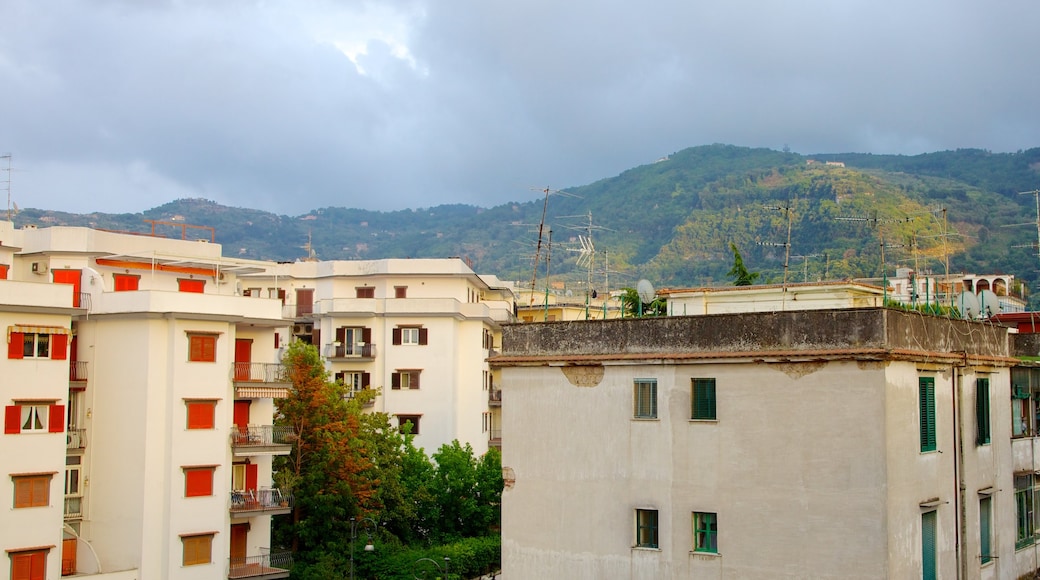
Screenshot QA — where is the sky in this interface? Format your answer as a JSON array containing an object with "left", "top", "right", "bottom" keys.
[{"left": 1, "top": 0, "right": 1038, "bottom": 216}]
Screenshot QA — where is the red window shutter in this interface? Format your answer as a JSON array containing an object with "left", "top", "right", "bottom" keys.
[
  {"left": 392, "top": 328, "right": 402, "bottom": 345},
  {"left": 5, "top": 405, "right": 21, "bottom": 434},
  {"left": 418, "top": 328, "right": 428, "bottom": 345},
  {"left": 278, "top": 289, "right": 286, "bottom": 303},
  {"left": 362, "top": 372, "right": 370, "bottom": 388},
  {"left": 187, "top": 402, "right": 215, "bottom": 429},
  {"left": 114, "top": 274, "right": 139, "bottom": 291},
  {"left": 274, "top": 333, "right": 280, "bottom": 349},
  {"left": 0, "top": 264, "right": 8, "bottom": 279},
  {"left": 9, "top": 331, "right": 24, "bottom": 359},
  {"left": 336, "top": 327, "right": 346, "bottom": 343},
  {"left": 49, "top": 405, "right": 65, "bottom": 433},
  {"left": 391, "top": 372, "right": 401, "bottom": 390},
  {"left": 51, "top": 333, "right": 68, "bottom": 360},
  {"left": 362, "top": 327, "right": 372, "bottom": 343},
  {"left": 178, "top": 279, "right": 205, "bottom": 293},
  {"left": 189, "top": 335, "right": 216, "bottom": 362},
  {"left": 185, "top": 469, "right": 213, "bottom": 497},
  {"left": 11, "top": 552, "right": 31, "bottom": 580},
  {"left": 245, "top": 463, "right": 258, "bottom": 492}
]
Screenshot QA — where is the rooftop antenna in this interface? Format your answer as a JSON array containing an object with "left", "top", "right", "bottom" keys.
[
  {"left": 766, "top": 199, "right": 796, "bottom": 308},
  {"left": 2, "top": 154, "right": 12, "bottom": 221},
  {"left": 542, "top": 229, "right": 553, "bottom": 321},
  {"left": 562, "top": 211, "right": 613, "bottom": 319},
  {"left": 526, "top": 186, "right": 580, "bottom": 306},
  {"left": 301, "top": 230, "right": 318, "bottom": 262},
  {"left": 789, "top": 254, "right": 821, "bottom": 282}
]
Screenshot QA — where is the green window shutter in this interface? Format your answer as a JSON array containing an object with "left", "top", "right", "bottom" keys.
[
  {"left": 919, "top": 377, "right": 936, "bottom": 452},
  {"left": 980, "top": 497, "right": 992, "bottom": 564},
  {"left": 922, "top": 511, "right": 937, "bottom": 580},
  {"left": 693, "top": 378, "right": 716, "bottom": 420},
  {"left": 976, "top": 378, "right": 990, "bottom": 445}
]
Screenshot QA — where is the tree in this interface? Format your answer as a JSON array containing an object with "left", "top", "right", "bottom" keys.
[{"left": 727, "top": 243, "right": 760, "bottom": 286}]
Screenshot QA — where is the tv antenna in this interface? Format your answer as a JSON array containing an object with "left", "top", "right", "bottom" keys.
[
  {"left": 789, "top": 254, "right": 821, "bottom": 282},
  {"left": 766, "top": 199, "right": 797, "bottom": 290},
  {"left": 561, "top": 211, "right": 613, "bottom": 319},
  {"left": 526, "top": 186, "right": 579, "bottom": 306},
  {"left": 2, "top": 154, "right": 14, "bottom": 221}
]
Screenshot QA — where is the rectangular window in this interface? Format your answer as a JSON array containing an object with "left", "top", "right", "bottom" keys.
[
  {"left": 178, "top": 278, "right": 205, "bottom": 293},
  {"left": 5, "top": 404, "right": 63, "bottom": 434},
  {"left": 65, "top": 456, "right": 82, "bottom": 497},
  {"left": 392, "top": 326, "right": 427, "bottom": 345},
  {"left": 980, "top": 496, "right": 992, "bottom": 564},
  {"left": 355, "top": 286, "right": 374, "bottom": 298},
  {"left": 919, "top": 377, "right": 936, "bottom": 452},
  {"left": 8, "top": 331, "right": 63, "bottom": 359},
  {"left": 1016, "top": 474, "right": 1035, "bottom": 549},
  {"left": 336, "top": 371, "right": 370, "bottom": 395},
  {"left": 13, "top": 474, "right": 52, "bottom": 508},
  {"left": 391, "top": 370, "right": 421, "bottom": 390},
  {"left": 635, "top": 509, "right": 659, "bottom": 549},
  {"left": 395, "top": 286, "right": 407, "bottom": 298},
  {"left": 976, "top": 378, "right": 991, "bottom": 445},
  {"left": 113, "top": 273, "right": 140, "bottom": 291},
  {"left": 633, "top": 379, "right": 657, "bottom": 419},
  {"left": 184, "top": 467, "right": 215, "bottom": 497},
  {"left": 922, "top": 511, "right": 937, "bottom": 580},
  {"left": 1012, "top": 371, "right": 1032, "bottom": 437},
  {"left": 188, "top": 334, "right": 217, "bottom": 362},
  {"left": 693, "top": 511, "right": 719, "bottom": 553},
  {"left": 185, "top": 401, "right": 217, "bottom": 430},
  {"left": 181, "top": 533, "right": 214, "bottom": 566},
  {"left": 396, "top": 414, "right": 421, "bottom": 435},
  {"left": 10, "top": 549, "right": 48, "bottom": 580},
  {"left": 692, "top": 378, "right": 717, "bottom": 420}
]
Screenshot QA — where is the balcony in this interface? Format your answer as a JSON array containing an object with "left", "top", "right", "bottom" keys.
[
  {"left": 74, "top": 292, "right": 91, "bottom": 310},
  {"left": 228, "top": 549, "right": 292, "bottom": 580},
  {"left": 69, "top": 361, "right": 88, "bottom": 384},
  {"left": 64, "top": 496, "right": 82, "bottom": 520},
  {"left": 326, "top": 342, "right": 377, "bottom": 361},
  {"left": 489, "top": 429, "right": 502, "bottom": 449},
  {"left": 488, "top": 388, "right": 502, "bottom": 407},
  {"left": 233, "top": 363, "right": 291, "bottom": 399},
  {"left": 230, "top": 488, "right": 293, "bottom": 517},
  {"left": 66, "top": 429, "right": 86, "bottom": 450},
  {"left": 231, "top": 425, "right": 296, "bottom": 457}
]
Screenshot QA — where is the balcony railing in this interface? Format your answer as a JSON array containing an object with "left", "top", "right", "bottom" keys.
[
  {"left": 230, "top": 488, "right": 294, "bottom": 516},
  {"left": 74, "top": 292, "right": 91, "bottom": 310},
  {"left": 228, "top": 549, "right": 293, "bottom": 579},
  {"left": 489, "top": 429, "right": 502, "bottom": 448},
  {"left": 66, "top": 428, "right": 86, "bottom": 450},
  {"left": 488, "top": 388, "right": 502, "bottom": 406},
  {"left": 233, "top": 362, "right": 289, "bottom": 383},
  {"left": 231, "top": 425, "right": 297, "bottom": 453},
  {"left": 327, "top": 343, "right": 377, "bottom": 360},
  {"left": 64, "top": 496, "right": 83, "bottom": 520},
  {"left": 69, "top": 360, "right": 88, "bottom": 383}
]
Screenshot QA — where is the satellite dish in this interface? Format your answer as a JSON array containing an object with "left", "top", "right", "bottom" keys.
[
  {"left": 956, "top": 291, "right": 980, "bottom": 319},
  {"left": 978, "top": 289, "right": 1001, "bottom": 318},
  {"left": 637, "top": 279, "right": 655, "bottom": 303}
]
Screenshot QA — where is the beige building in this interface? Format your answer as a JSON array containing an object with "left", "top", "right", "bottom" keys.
[{"left": 493, "top": 305, "right": 1040, "bottom": 579}]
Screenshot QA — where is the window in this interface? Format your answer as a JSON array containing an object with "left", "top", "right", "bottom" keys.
[
  {"left": 633, "top": 379, "right": 657, "bottom": 419},
  {"left": 9, "top": 548, "right": 48, "bottom": 580},
  {"left": 185, "top": 400, "right": 217, "bottom": 430},
  {"left": 178, "top": 278, "right": 205, "bottom": 293},
  {"left": 693, "top": 511, "right": 718, "bottom": 553},
  {"left": 976, "top": 378, "right": 991, "bottom": 445},
  {"left": 692, "top": 378, "right": 717, "bottom": 420},
  {"left": 396, "top": 414, "right": 421, "bottom": 434},
  {"left": 1012, "top": 368, "right": 1035, "bottom": 437},
  {"left": 13, "top": 474, "right": 52, "bottom": 508},
  {"left": 391, "top": 370, "right": 421, "bottom": 390},
  {"left": 7, "top": 328, "right": 68, "bottom": 360},
  {"left": 181, "top": 533, "right": 214, "bottom": 566},
  {"left": 922, "top": 511, "right": 937, "bottom": 580},
  {"left": 336, "top": 371, "right": 370, "bottom": 395},
  {"left": 1016, "top": 473, "right": 1036, "bottom": 549},
  {"left": 980, "top": 496, "right": 992, "bottom": 564},
  {"left": 65, "top": 456, "right": 82, "bottom": 497},
  {"left": 188, "top": 334, "right": 217, "bottom": 362},
  {"left": 356, "top": 286, "right": 375, "bottom": 298},
  {"left": 184, "top": 467, "right": 215, "bottom": 497},
  {"left": 919, "top": 377, "right": 936, "bottom": 452},
  {"left": 335, "top": 326, "right": 371, "bottom": 357},
  {"left": 393, "top": 326, "right": 428, "bottom": 346},
  {"left": 635, "top": 509, "right": 659, "bottom": 549},
  {"left": 395, "top": 286, "right": 407, "bottom": 298},
  {"left": 113, "top": 273, "right": 139, "bottom": 291},
  {"left": 5, "top": 404, "right": 64, "bottom": 434}
]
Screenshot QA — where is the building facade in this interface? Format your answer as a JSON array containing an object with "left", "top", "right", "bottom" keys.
[{"left": 493, "top": 308, "right": 1035, "bottom": 579}]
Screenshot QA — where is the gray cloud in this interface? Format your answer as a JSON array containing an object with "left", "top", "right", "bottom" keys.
[{"left": 1, "top": 0, "right": 1037, "bottom": 215}]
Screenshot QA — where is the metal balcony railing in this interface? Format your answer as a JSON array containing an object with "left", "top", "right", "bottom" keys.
[
  {"left": 232, "top": 362, "right": 289, "bottom": 383},
  {"left": 67, "top": 429, "right": 86, "bottom": 450},
  {"left": 75, "top": 292, "right": 91, "bottom": 310},
  {"left": 230, "top": 488, "right": 294, "bottom": 515},
  {"left": 230, "top": 425, "right": 297, "bottom": 448},
  {"left": 69, "top": 360, "right": 88, "bottom": 382},
  {"left": 228, "top": 549, "right": 293, "bottom": 579},
  {"left": 488, "top": 389, "right": 502, "bottom": 406},
  {"left": 328, "top": 342, "right": 377, "bottom": 359},
  {"left": 64, "top": 496, "right": 83, "bottom": 520}
]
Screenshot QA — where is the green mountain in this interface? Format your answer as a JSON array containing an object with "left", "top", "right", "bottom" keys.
[{"left": 13, "top": 144, "right": 1040, "bottom": 300}]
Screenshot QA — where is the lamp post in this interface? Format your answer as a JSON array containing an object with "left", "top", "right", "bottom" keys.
[
  {"left": 412, "top": 556, "right": 450, "bottom": 579},
  {"left": 349, "top": 516, "right": 378, "bottom": 580}
]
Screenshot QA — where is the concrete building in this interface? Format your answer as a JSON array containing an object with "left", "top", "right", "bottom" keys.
[
  {"left": 237, "top": 259, "right": 516, "bottom": 455},
  {"left": 492, "top": 306, "right": 1040, "bottom": 579},
  {"left": 2, "top": 221, "right": 291, "bottom": 580}
]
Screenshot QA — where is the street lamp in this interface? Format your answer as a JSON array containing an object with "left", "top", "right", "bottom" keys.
[
  {"left": 412, "top": 556, "right": 450, "bottom": 579},
  {"left": 349, "top": 516, "right": 378, "bottom": 580}
]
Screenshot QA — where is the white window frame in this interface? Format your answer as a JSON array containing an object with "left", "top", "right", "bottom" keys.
[
  {"left": 21, "top": 405, "right": 49, "bottom": 432},
  {"left": 22, "top": 333, "right": 51, "bottom": 358},
  {"left": 401, "top": 327, "right": 420, "bottom": 345},
  {"left": 341, "top": 371, "right": 366, "bottom": 393},
  {"left": 65, "top": 456, "right": 82, "bottom": 497},
  {"left": 231, "top": 464, "right": 246, "bottom": 492}
]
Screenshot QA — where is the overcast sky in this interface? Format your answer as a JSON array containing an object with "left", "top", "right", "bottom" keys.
[{"left": 1, "top": 1, "right": 1037, "bottom": 216}]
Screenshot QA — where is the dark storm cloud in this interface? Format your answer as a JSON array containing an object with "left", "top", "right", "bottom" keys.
[{"left": 1, "top": 0, "right": 1037, "bottom": 215}]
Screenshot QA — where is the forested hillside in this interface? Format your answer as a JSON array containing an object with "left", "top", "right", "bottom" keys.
[{"left": 13, "top": 145, "right": 1040, "bottom": 299}]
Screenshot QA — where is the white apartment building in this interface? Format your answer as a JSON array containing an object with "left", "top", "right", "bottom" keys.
[
  {"left": 493, "top": 305, "right": 1040, "bottom": 579},
  {"left": 237, "top": 259, "right": 516, "bottom": 455},
  {"left": 1, "top": 221, "right": 292, "bottom": 580}
]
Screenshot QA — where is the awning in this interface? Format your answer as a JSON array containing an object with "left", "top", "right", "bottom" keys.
[{"left": 9, "top": 325, "right": 72, "bottom": 336}]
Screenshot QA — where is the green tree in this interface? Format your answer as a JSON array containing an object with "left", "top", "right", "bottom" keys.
[{"left": 727, "top": 242, "right": 760, "bottom": 286}]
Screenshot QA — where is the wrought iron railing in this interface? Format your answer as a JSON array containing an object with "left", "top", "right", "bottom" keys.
[
  {"left": 75, "top": 292, "right": 91, "bottom": 310},
  {"left": 64, "top": 496, "right": 82, "bottom": 520},
  {"left": 67, "top": 428, "right": 86, "bottom": 450},
  {"left": 69, "top": 360, "right": 88, "bottom": 382},
  {"left": 232, "top": 362, "right": 288, "bottom": 383},
  {"left": 330, "top": 342, "right": 377, "bottom": 359},
  {"left": 227, "top": 549, "right": 293, "bottom": 579},
  {"left": 230, "top": 425, "right": 297, "bottom": 447},
  {"left": 488, "top": 389, "right": 502, "bottom": 405},
  {"left": 230, "top": 488, "right": 293, "bottom": 514}
]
